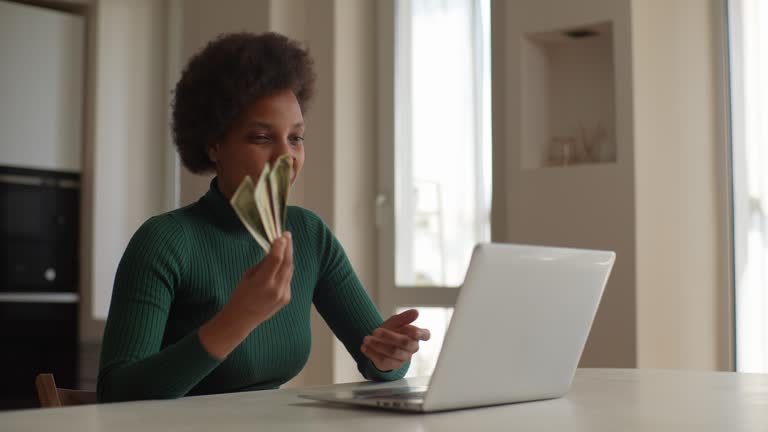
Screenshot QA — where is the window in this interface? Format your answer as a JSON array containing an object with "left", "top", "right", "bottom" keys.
[
  {"left": 729, "top": 0, "right": 768, "bottom": 373},
  {"left": 396, "top": 307, "right": 454, "bottom": 376},
  {"left": 377, "top": 0, "right": 491, "bottom": 377}
]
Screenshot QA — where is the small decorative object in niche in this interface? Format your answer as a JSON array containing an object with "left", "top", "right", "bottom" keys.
[
  {"left": 547, "top": 136, "right": 577, "bottom": 166},
  {"left": 546, "top": 122, "right": 610, "bottom": 166}
]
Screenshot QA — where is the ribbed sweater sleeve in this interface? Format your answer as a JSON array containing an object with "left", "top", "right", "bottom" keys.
[
  {"left": 97, "top": 215, "right": 222, "bottom": 402},
  {"left": 309, "top": 212, "right": 409, "bottom": 381}
]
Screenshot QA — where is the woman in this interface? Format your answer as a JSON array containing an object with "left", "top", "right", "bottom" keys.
[{"left": 97, "top": 32, "right": 430, "bottom": 402}]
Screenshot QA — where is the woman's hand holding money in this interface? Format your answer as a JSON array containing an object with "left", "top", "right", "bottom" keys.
[{"left": 198, "top": 232, "right": 294, "bottom": 359}]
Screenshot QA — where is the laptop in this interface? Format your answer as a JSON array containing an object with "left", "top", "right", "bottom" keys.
[{"left": 299, "top": 243, "right": 615, "bottom": 412}]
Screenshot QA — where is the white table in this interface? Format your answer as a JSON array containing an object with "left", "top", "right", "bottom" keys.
[{"left": 1, "top": 368, "right": 767, "bottom": 431}]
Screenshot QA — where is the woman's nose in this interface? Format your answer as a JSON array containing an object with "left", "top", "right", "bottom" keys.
[{"left": 271, "top": 139, "right": 292, "bottom": 162}]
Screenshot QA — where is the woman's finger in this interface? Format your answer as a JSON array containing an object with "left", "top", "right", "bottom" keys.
[
  {"left": 372, "top": 328, "right": 419, "bottom": 353},
  {"left": 398, "top": 324, "right": 431, "bottom": 342},
  {"left": 274, "top": 232, "right": 294, "bottom": 287},
  {"left": 364, "top": 335, "right": 412, "bottom": 361},
  {"left": 259, "top": 236, "right": 286, "bottom": 279},
  {"left": 361, "top": 343, "right": 402, "bottom": 371},
  {"left": 283, "top": 232, "right": 293, "bottom": 263},
  {"left": 380, "top": 309, "right": 419, "bottom": 330}
]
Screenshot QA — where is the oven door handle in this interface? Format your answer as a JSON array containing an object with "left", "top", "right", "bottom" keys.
[
  {"left": 0, "top": 292, "right": 79, "bottom": 303},
  {"left": 0, "top": 173, "right": 80, "bottom": 189}
]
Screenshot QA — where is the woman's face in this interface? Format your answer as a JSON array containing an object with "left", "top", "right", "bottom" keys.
[{"left": 209, "top": 89, "right": 305, "bottom": 200}]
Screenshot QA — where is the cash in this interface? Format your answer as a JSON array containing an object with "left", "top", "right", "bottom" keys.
[{"left": 230, "top": 154, "right": 293, "bottom": 252}]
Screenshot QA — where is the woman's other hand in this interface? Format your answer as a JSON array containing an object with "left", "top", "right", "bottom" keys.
[
  {"left": 361, "top": 309, "right": 431, "bottom": 372},
  {"left": 199, "top": 232, "right": 294, "bottom": 359}
]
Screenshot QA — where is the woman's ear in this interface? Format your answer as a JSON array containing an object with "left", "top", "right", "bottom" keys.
[{"left": 208, "top": 143, "right": 220, "bottom": 163}]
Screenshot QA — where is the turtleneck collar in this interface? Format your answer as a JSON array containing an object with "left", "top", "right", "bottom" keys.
[{"left": 201, "top": 176, "right": 250, "bottom": 235}]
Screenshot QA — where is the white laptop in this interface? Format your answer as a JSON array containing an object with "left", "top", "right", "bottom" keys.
[{"left": 299, "top": 243, "right": 615, "bottom": 413}]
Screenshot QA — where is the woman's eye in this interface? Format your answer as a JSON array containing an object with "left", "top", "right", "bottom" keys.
[
  {"left": 290, "top": 136, "right": 305, "bottom": 146},
  {"left": 248, "top": 134, "right": 270, "bottom": 143}
]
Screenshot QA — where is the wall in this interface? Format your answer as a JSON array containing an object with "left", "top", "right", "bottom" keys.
[
  {"left": 492, "top": 0, "right": 638, "bottom": 368},
  {"left": 87, "top": 0, "right": 169, "bottom": 328},
  {"left": 492, "top": 0, "right": 732, "bottom": 370},
  {"left": 633, "top": 0, "right": 732, "bottom": 370},
  {"left": 330, "top": 0, "right": 379, "bottom": 384}
]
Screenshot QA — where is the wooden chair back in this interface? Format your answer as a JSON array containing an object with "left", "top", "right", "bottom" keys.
[{"left": 35, "top": 373, "right": 97, "bottom": 408}]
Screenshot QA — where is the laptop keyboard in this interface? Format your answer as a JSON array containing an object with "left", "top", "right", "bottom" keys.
[
  {"left": 382, "top": 391, "right": 426, "bottom": 400},
  {"left": 351, "top": 386, "right": 427, "bottom": 400}
]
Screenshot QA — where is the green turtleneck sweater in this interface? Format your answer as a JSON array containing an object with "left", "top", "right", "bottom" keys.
[{"left": 97, "top": 179, "right": 408, "bottom": 402}]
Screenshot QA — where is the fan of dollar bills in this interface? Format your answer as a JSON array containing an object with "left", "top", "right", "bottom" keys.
[{"left": 230, "top": 154, "right": 293, "bottom": 252}]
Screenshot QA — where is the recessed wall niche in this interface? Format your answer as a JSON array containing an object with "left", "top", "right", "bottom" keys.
[{"left": 521, "top": 22, "right": 616, "bottom": 168}]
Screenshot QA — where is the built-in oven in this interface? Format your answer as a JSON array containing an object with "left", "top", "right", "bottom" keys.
[{"left": 0, "top": 165, "right": 79, "bottom": 410}]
